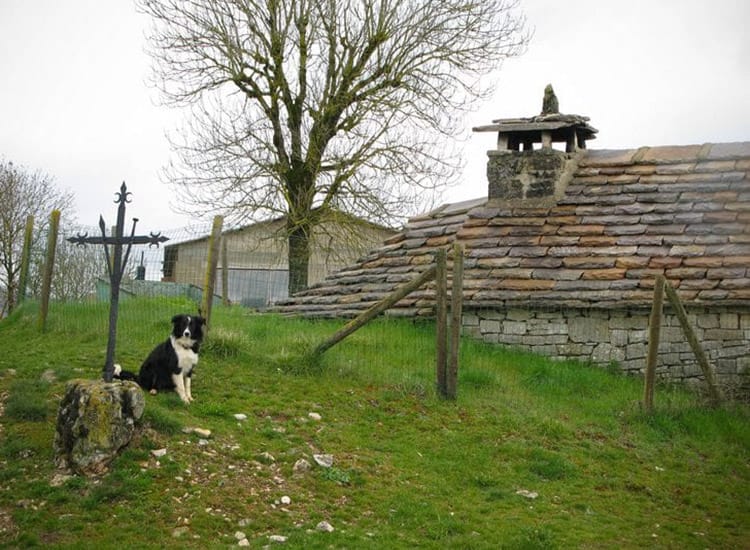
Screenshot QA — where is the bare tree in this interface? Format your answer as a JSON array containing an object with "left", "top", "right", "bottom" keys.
[
  {"left": 139, "top": 0, "right": 529, "bottom": 294},
  {"left": 0, "top": 160, "right": 74, "bottom": 315},
  {"left": 49, "top": 232, "right": 108, "bottom": 302}
]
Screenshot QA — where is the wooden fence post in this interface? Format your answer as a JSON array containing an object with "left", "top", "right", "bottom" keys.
[
  {"left": 435, "top": 249, "right": 448, "bottom": 397},
  {"left": 201, "top": 216, "right": 224, "bottom": 327},
  {"left": 446, "top": 244, "right": 464, "bottom": 400},
  {"left": 16, "top": 215, "right": 34, "bottom": 308},
  {"left": 663, "top": 281, "right": 723, "bottom": 406},
  {"left": 221, "top": 234, "right": 230, "bottom": 306},
  {"left": 313, "top": 264, "right": 438, "bottom": 357},
  {"left": 38, "top": 210, "right": 60, "bottom": 331},
  {"left": 643, "top": 275, "right": 665, "bottom": 412}
]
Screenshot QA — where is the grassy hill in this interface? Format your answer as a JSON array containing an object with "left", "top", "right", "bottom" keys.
[{"left": 0, "top": 299, "right": 748, "bottom": 548}]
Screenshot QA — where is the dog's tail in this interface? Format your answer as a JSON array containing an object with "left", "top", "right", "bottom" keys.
[{"left": 113, "top": 363, "right": 138, "bottom": 382}]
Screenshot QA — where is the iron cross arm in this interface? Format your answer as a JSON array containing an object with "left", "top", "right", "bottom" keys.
[{"left": 67, "top": 232, "right": 169, "bottom": 247}]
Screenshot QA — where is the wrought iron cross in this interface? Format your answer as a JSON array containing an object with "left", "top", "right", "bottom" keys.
[{"left": 68, "top": 182, "right": 169, "bottom": 382}]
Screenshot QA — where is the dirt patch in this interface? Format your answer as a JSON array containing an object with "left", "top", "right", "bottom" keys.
[{"left": 0, "top": 508, "right": 18, "bottom": 543}]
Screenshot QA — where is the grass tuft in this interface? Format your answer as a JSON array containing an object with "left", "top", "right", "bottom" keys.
[
  {"left": 202, "top": 327, "right": 247, "bottom": 358},
  {"left": 141, "top": 404, "right": 183, "bottom": 435},
  {"left": 4, "top": 380, "right": 51, "bottom": 421}
]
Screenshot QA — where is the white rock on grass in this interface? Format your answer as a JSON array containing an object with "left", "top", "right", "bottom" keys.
[
  {"left": 313, "top": 454, "right": 333, "bottom": 468},
  {"left": 234, "top": 413, "right": 248, "bottom": 421},
  {"left": 269, "top": 534, "right": 288, "bottom": 543},
  {"left": 308, "top": 412, "right": 322, "bottom": 421},
  {"left": 234, "top": 531, "right": 246, "bottom": 541},
  {"left": 316, "top": 521, "right": 335, "bottom": 532},
  {"left": 182, "top": 427, "right": 212, "bottom": 438},
  {"left": 151, "top": 448, "right": 167, "bottom": 458},
  {"left": 280, "top": 495, "right": 291, "bottom": 505},
  {"left": 515, "top": 489, "right": 539, "bottom": 499}
]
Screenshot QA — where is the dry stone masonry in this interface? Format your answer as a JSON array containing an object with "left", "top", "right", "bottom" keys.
[{"left": 276, "top": 93, "right": 750, "bottom": 398}]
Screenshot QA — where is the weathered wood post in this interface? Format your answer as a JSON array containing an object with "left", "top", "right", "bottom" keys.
[
  {"left": 221, "top": 233, "right": 230, "bottom": 306},
  {"left": 38, "top": 210, "right": 60, "bottom": 331},
  {"left": 313, "top": 264, "right": 438, "bottom": 357},
  {"left": 643, "top": 275, "right": 665, "bottom": 412},
  {"left": 663, "top": 281, "right": 723, "bottom": 406},
  {"left": 201, "top": 215, "right": 224, "bottom": 327},
  {"left": 67, "top": 183, "right": 168, "bottom": 381},
  {"left": 16, "top": 214, "right": 34, "bottom": 308},
  {"left": 446, "top": 244, "right": 465, "bottom": 400},
  {"left": 435, "top": 249, "right": 448, "bottom": 397}
]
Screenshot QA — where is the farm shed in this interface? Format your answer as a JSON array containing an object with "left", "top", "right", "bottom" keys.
[
  {"left": 163, "top": 213, "right": 396, "bottom": 308},
  {"left": 276, "top": 96, "right": 750, "bottom": 397}
]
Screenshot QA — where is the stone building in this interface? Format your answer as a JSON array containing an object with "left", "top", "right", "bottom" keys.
[{"left": 276, "top": 91, "right": 750, "bottom": 396}]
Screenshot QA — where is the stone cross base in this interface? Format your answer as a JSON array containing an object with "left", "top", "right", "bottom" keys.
[{"left": 53, "top": 379, "right": 145, "bottom": 476}]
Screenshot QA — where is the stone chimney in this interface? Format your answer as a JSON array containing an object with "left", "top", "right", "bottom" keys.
[{"left": 473, "top": 85, "right": 597, "bottom": 203}]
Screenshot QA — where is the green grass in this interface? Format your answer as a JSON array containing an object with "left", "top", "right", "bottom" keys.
[{"left": 0, "top": 299, "right": 748, "bottom": 548}]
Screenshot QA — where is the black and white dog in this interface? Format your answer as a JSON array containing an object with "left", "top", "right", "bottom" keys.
[{"left": 114, "top": 314, "right": 206, "bottom": 404}]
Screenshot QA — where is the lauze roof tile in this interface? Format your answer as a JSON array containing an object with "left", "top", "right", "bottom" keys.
[{"left": 276, "top": 142, "right": 750, "bottom": 317}]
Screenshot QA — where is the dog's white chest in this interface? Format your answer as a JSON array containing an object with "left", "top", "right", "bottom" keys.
[
  {"left": 176, "top": 346, "right": 198, "bottom": 372},
  {"left": 171, "top": 336, "right": 199, "bottom": 373}
]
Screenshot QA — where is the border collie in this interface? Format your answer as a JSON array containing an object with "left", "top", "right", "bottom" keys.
[{"left": 114, "top": 314, "right": 206, "bottom": 404}]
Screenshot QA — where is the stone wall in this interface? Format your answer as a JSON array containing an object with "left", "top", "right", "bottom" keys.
[
  {"left": 486, "top": 149, "right": 572, "bottom": 200},
  {"left": 463, "top": 306, "right": 750, "bottom": 398}
]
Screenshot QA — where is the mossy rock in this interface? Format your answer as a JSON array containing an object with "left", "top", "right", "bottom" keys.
[{"left": 53, "top": 379, "right": 145, "bottom": 476}]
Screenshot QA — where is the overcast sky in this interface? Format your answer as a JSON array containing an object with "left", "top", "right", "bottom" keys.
[{"left": 1, "top": 0, "right": 748, "bottom": 232}]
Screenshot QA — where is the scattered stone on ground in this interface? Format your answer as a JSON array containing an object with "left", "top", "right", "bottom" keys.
[
  {"left": 308, "top": 412, "right": 322, "bottom": 421},
  {"left": 516, "top": 489, "right": 539, "bottom": 499},
  {"left": 316, "top": 521, "right": 334, "bottom": 533},
  {"left": 183, "top": 427, "right": 212, "bottom": 438},
  {"left": 234, "top": 413, "right": 247, "bottom": 421},
  {"left": 49, "top": 473, "right": 73, "bottom": 487},
  {"left": 313, "top": 454, "right": 333, "bottom": 468},
  {"left": 293, "top": 458, "right": 311, "bottom": 473}
]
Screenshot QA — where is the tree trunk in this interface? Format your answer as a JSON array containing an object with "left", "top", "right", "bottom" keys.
[{"left": 287, "top": 223, "right": 310, "bottom": 296}]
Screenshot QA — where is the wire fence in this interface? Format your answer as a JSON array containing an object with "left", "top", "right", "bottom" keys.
[
  {"left": 4, "top": 218, "right": 442, "bottom": 384},
  {"left": 17, "top": 219, "right": 384, "bottom": 313}
]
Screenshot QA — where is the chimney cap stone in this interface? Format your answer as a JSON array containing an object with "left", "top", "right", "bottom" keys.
[{"left": 472, "top": 86, "right": 597, "bottom": 152}]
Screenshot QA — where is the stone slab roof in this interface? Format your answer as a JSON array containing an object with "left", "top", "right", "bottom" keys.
[{"left": 275, "top": 142, "right": 750, "bottom": 317}]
